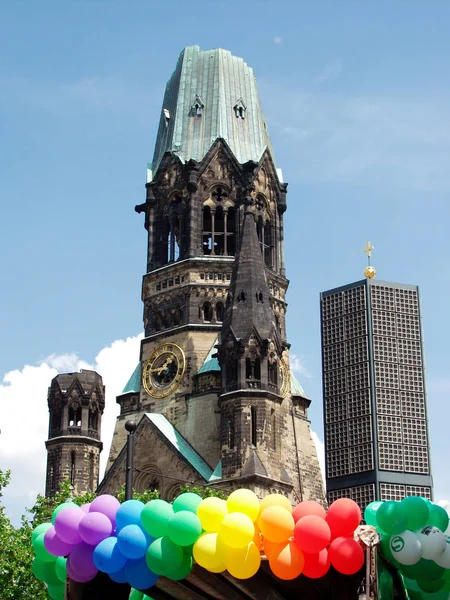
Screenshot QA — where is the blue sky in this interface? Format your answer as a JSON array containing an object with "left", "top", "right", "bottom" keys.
[{"left": 1, "top": 0, "right": 450, "bottom": 523}]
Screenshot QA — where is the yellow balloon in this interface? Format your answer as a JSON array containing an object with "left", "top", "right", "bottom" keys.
[
  {"left": 259, "top": 494, "right": 292, "bottom": 514},
  {"left": 193, "top": 533, "right": 226, "bottom": 573},
  {"left": 197, "top": 497, "right": 228, "bottom": 532},
  {"left": 227, "top": 489, "right": 260, "bottom": 523},
  {"left": 219, "top": 512, "right": 255, "bottom": 549},
  {"left": 224, "top": 541, "right": 261, "bottom": 579}
]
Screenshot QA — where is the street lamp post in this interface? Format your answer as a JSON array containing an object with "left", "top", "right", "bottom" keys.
[{"left": 125, "top": 420, "right": 137, "bottom": 501}]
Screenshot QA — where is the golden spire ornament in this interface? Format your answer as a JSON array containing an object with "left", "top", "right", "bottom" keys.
[{"left": 363, "top": 241, "right": 376, "bottom": 279}]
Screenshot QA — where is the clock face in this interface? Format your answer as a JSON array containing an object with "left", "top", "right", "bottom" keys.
[
  {"left": 142, "top": 343, "right": 186, "bottom": 399},
  {"left": 279, "top": 357, "right": 290, "bottom": 399}
]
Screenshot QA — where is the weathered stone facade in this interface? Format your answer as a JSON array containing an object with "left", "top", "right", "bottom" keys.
[{"left": 45, "top": 370, "right": 104, "bottom": 496}]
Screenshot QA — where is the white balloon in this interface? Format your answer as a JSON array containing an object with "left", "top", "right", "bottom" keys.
[
  {"left": 435, "top": 542, "right": 450, "bottom": 568},
  {"left": 390, "top": 530, "right": 423, "bottom": 566},
  {"left": 417, "top": 526, "right": 447, "bottom": 560}
]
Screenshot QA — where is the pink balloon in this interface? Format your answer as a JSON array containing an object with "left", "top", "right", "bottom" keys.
[
  {"left": 80, "top": 503, "right": 91, "bottom": 514},
  {"left": 54, "top": 507, "right": 84, "bottom": 545},
  {"left": 79, "top": 512, "right": 112, "bottom": 546},
  {"left": 89, "top": 495, "right": 120, "bottom": 529},
  {"left": 44, "top": 525, "right": 76, "bottom": 557}
]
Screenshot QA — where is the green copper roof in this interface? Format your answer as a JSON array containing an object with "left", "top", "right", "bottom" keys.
[
  {"left": 120, "top": 362, "right": 141, "bottom": 394},
  {"left": 209, "top": 460, "right": 222, "bottom": 481},
  {"left": 151, "top": 46, "right": 275, "bottom": 176},
  {"left": 290, "top": 371, "right": 310, "bottom": 400},
  {"left": 145, "top": 413, "right": 213, "bottom": 481},
  {"left": 196, "top": 338, "right": 220, "bottom": 374}
]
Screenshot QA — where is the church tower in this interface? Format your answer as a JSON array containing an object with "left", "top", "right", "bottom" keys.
[
  {"left": 103, "top": 46, "right": 324, "bottom": 505},
  {"left": 45, "top": 370, "right": 104, "bottom": 497}
]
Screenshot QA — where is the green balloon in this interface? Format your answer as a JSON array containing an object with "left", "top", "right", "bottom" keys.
[
  {"left": 34, "top": 533, "right": 57, "bottom": 563},
  {"left": 168, "top": 511, "right": 202, "bottom": 546},
  {"left": 379, "top": 535, "right": 400, "bottom": 567},
  {"left": 429, "top": 505, "right": 449, "bottom": 532},
  {"left": 32, "top": 558, "right": 46, "bottom": 582},
  {"left": 51, "top": 502, "right": 78, "bottom": 525},
  {"left": 418, "top": 578, "right": 445, "bottom": 593},
  {"left": 141, "top": 499, "right": 174, "bottom": 538},
  {"left": 165, "top": 553, "right": 193, "bottom": 581},
  {"left": 364, "top": 501, "right": 383, "bottom": 527},
  {"left": 129, "top": 590, "right": 144, "bottom": 600},
  {"left": 47, "top": 582, "right": 65, "bottom": 600},
  {"left": 172, "top": 492, "right": 202, "bottom": 514},
  {"left": 146, "top": 536, "right": 183, "bottom": 576},
  {"left": 42, "top": 561, "right": 61, "bottom": 586},
  {"left": 403, "top": 577, "right": 420, "bottom": 592},
  {"left": 31, "top": 522, "right": 52, "bottom": 547},
  {"left": 182, "top": 543, "right": 194, "bottom": 555},
  {"left": 55, "top": 556, "right": 67, "bottom": 584},
  {"left": 401, "top": 496, "right": 430, "bottom": 531},
  {"left": 406, "top": 559, "right": 445, "bottom": 581},
  {"left": 376, "top": 501, "right": 408, "bottom": 534}
]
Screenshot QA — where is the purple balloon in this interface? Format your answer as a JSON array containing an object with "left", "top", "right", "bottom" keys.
[
  {"left": 89, "top": 495, "right": 120, "bottom": 529},
  {"left": 44, "top": 525, "right": 76, "bottom": 557},
  {"left": 93, "top": 536, "right": 128, "bottom": 574},
  {"left": 80, "top": 503, "right": 91, "bottom": 514},
  {"left": 78, "top": 512, "right": 112, "bottom": 546},
  {"left": 69, "top": 542, "right": 98, "bottom": 578},
  {"left": 54, "top": 507, "right": 84, "bottom": 545},
  {"left": 66, "top": 555, "right": 98, "bottom": 583}
]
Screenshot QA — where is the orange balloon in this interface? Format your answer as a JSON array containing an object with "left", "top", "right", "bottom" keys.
[
  {"left": 263, "top": 538, "right": 286, "bottom": 560},
  {"left": 259, "top": 494, "right": 292, "bottom": 515},
  {"left": 258, "top": 506, "right": 294, "bottom": 544},
  {"left": 293, "top": 500, "right": 326, "bottom": 523},
  {"left": 269, "top": 541, "right": 305, "bottom": 580}
]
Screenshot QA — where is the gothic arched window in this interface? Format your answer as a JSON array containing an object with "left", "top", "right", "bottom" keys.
[
  {"left": 202, "top": 206, "right": 213, "bottom": 255},
  {"left": 216, "top": 302, "right": 224, "bottom": 322},
  {"left": 68, "top": 404, "right": 81, "bottom": 428},
  {"left": 203, "top": 301, "right": 213, "bottom": 322}
]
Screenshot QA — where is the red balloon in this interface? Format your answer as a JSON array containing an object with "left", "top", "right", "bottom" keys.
[
  {"left": 302, "top": 549, "right": 330, "bottom": 579},
  {"left": 293, "top": 501, "right": 326, "bottom": 523},
  {"left": 329, "top": 537, "right": 364, "bottom": 575},
  {"left": 326, "top": 498, "right": 361, "bottom": 538},
  {"left": 294, "top": 515, "right": 331, "bottom": 554}
]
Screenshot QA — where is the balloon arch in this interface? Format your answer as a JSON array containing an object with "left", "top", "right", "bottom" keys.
[{"left": 30, "top": 490, "right": 450, "bottom": 600}]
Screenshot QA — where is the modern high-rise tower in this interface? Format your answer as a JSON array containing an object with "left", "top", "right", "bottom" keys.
[
  {"left": 99, "top": 46, "right": 324, "bottom": 505},
  {"left": 320, "top": 272, "right": 433, "bottom": 509}
]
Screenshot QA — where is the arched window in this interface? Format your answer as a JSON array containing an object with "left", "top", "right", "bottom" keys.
[
  {"left": 227, "top": 207, "right": 236, "bottom": 256},
  {"left": 70, "top": 451, "right": 76, "bottom": 486},
  {"left": 155, "top": 312, "right": 163, "bottom": 332},
  {"left": 246, "top": 358, "right": 252, "bottom": 379},
  {"left": 89, "top": 409, "right": 98, "bottom": 431},
  {"left": 89, "top": 453, "right": 95, "bottom": 491},
  {"left": 174, "top": 308, "right": 182, "bottom": 326},
  {"left": 203, "top": 301, "right": 213, "bottom": 322},
  {"left": 202, "top": 206, "right": 213, "bottom": 255},
  {"left": 68, "top": 404, "right": 81, "bottom": 428},
  {"left": 216, "top": 302, "right": 224, "bottom": 322},
  {"left": 268, "top": 361, "right": 278, "bottom": 385},
  {"left": 257, "top": 217, "right": 273, "bottom": 267},
  {"left": 164, "top": 311, "right": 172, "bottom": 329},
  {"left": 226, "top": 359, "right": 238, "bottom": 390},
  {"left": 251, "top": 406, "right": 257, "bottom": 447},
  {"left": 214, "top": 206, "right": 225, "bottom": 255}
]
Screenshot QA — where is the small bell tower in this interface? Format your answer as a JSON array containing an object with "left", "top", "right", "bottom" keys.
[{"left": 45, "top": 370, "right": 104, "bottom": 497}]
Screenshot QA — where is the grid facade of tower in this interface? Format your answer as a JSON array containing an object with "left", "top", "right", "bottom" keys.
[{"left": 320, "top": 279, "right": 433, "bottom": 510}]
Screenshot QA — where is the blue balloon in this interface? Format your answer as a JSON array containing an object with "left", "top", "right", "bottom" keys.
[
  {"left": 118, "top": 524, "right": 152, "bottom": 560},
  {"left": 125, "top": 557, "right": 158, "bottom": 591},
  {"left": 116, "top": 500, "right": 145, "bottom": 532},
  {"left": 108, "top": 565, "right": 128, "bottom": 584},
  {"left": 93, "top": 537, "right": 127, "bottom": 574}
]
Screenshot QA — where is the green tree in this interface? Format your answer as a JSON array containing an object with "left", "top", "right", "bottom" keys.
[{"left": 0, "top": 470, "right": 95, "bottom": 600}]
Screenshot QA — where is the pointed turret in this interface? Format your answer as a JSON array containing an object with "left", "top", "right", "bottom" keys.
[{"left": 221, "top": 205, "right": 281, "bottom": 345}]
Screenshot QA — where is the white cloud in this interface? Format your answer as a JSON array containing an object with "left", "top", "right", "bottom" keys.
[
  {"left": 273, "top": 36, "right": 283, "bottom": 45},
  {"left": 314, "top": 59, "right": 342, "bottom": 84},
  {"left": 289, "top": 353, "right": 313, "bottom": 378},
  {"left": 0, "top": 334, "right": 143, "bottom": 525},
  {"left": 311, "top": 431, "right": 325, "bottom": 483}
]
